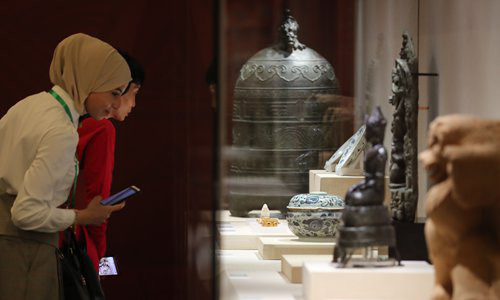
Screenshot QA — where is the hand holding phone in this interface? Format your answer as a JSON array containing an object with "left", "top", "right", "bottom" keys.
[
  {"left": 100, "top": 185, "right": 141, "bottom": 206},
  {"left": 75, "top": 196, "right": 125, "bottom": 225}
]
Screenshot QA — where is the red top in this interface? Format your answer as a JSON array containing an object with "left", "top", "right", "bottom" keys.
[{"left": 75, "top": 118, "right": 116, "bottom": 271}]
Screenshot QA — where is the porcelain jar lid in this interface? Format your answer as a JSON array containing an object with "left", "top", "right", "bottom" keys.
[{"left": 287, "top": 192, "right": 344, "bottom": 211}]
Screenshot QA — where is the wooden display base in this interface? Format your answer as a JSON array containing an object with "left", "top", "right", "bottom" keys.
[
  {"left": 303, "top": 260, "right": 434, "bottom": 300},
  {"left": 257, "top": 236, "right": 335, "bottom": 260},
  {"left": 391, "top": 221, "right": 429, "bottom": 261},
  {"left": 281, "top": 254, "right": 332, "bottom": 284},
  {"left": 218, "top": 216, "right": 295, "bottom": 250},
  {"left": 309, "top": 170, "right": 391, "bottom": 205}
]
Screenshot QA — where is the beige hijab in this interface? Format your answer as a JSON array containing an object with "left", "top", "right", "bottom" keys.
[{"left": 49, "top": 33, "right": 131, "bottom": 114}]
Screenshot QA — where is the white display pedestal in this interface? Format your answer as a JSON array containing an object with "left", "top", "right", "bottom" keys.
[
  {"left": 218, "top": 250, "right": 302, "bottom": 300},
  {"left": 258, "top": 236, "right": 335, "bottom": 260},
  {"left": 219, "top": 217, "right": 295, "bottom": 250},
  {"left": 303, "top": 260, "right": 434, "bottom": 300},
  {"left": 309, "top": 170, "right": 362, "bottom": 196},
  {"left": 281, "top": 254, "right": 332, "bottom": 284},
  {"left": 220, "top": 269, "right": 303, "bottom": 300},
  {"left": 281, "top": 251, "right": 387, "bottom": 284},
  {"left": 218, "top": 250, "right": 282, "bottom": 272},
  {"left": 309, "top": 170, "right": 391, "bottom": 205}
]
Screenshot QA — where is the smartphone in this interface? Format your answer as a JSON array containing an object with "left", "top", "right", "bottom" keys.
[
  {"left": 99, "top": 256, "right": 118, "bottom": 276},
  {"left": 100, "top": 185, "right": 140, "bottom": 206}
]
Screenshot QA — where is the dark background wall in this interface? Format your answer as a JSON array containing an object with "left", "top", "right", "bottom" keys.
[{"left": 0, "top": 1, "right": 215, "bottom": 299}]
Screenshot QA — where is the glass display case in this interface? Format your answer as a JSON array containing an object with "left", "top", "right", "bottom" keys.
[
  {"left": 217, "top": 0, "right": 355, "bottom": 214},
  {"left": 214, "top": 1, "right": 500, "bottom": 299}
]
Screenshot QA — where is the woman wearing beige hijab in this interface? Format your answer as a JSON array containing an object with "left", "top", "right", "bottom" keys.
[{"left": 0, "top": 33, "right": 131, "bottom": 299}]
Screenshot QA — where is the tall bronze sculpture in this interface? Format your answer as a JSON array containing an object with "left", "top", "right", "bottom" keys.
[
  {"left": 389, "top": 32, "right": 419, "bottom": 222},
  {"left": 229, "top": 9, "right": 343, "bottom": 216},
  {"left": 334, "top": 107, "right": 399, "bottom": 267}
]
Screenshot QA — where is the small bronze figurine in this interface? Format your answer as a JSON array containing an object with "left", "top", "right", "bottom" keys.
[
  {"left": 389, "top": 32, "right": 419, "bottom": 222},
  {"left": 334, "top": 107, "right": 400, "bottom": 267}
]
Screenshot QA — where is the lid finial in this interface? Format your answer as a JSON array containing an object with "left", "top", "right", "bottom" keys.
[{"left": 278, "top": 9, "right": 306, "bottom": 52}]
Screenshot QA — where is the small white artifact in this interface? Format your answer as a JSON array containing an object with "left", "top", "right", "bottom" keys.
[
  {"left": 260, "top": 204, "right": 270, "bottom": 218},
  {"left": 257, "top": 204, "right": 279, "bottom": 227},
  {"left": 324, "top": 125, "right": 367, "bottom": 176}
]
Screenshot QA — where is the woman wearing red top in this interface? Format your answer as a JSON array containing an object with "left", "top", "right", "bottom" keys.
[{"left": 76, "top": 50, "right": 144, "bottom": 270}]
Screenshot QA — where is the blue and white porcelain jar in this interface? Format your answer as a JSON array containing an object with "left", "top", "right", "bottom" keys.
[{"left": 287, "top": 192, "right": 344, "bottom": 238}]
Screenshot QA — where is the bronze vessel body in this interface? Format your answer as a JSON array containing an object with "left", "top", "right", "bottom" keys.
[{"left": 228, "top": 10, "right": 344, "bottom": 216}]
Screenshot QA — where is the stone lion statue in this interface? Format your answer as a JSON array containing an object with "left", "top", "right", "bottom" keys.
[{"left": 420, "top": 115, "right": 500, "bottom": 300}]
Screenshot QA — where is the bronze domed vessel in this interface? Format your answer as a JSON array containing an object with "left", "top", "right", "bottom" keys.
[{"left": 229, "top": 10, "right": 344, "bottom": 216}]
